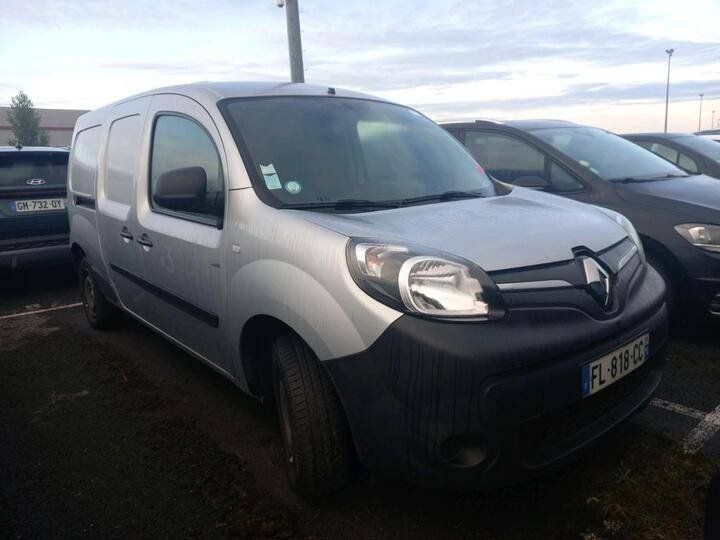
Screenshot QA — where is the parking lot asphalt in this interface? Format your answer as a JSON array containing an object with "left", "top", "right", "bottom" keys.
[{"left": 1, "top": 264, "right": 718, "bottom": 539}]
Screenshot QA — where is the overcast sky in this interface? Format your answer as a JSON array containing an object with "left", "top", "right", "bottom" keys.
[{"left": 1, "top": 0, "right": 718, "bottom": 132}]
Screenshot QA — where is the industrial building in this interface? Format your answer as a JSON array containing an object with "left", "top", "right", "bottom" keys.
[{"left": 0, "top": 107, "right": 87, "bottom": 147}]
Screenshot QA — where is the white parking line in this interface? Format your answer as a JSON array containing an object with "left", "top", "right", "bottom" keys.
[
  {"left": 650, "top": 398, "right": 720, "bottom": 454},
  {"left": 0, "top": 303, "right": 83, "bottom": 320},
  {"left": 651, "top": 398, "right": 706, "bottom": 420},
  {"left": 682, "top": 405, "right": 720, "bottom": 454}
]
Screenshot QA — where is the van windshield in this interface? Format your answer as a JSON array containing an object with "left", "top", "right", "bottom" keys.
[
  {"left": 222, "top": 97, "right": 498, "bottom": 209},
  {"left": 530, "top": 126, "right": 686, "bottom": 182},
  {"left": 0, "top": 151, "right": 69, "bottom": 189}
]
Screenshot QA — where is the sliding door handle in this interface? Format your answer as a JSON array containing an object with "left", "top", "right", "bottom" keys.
[
  {"left": 137, "top": 233, "right": 153, "bottom": 249},
  {"left": 120, "top": 227, "right": 133, "bottom": 242}
]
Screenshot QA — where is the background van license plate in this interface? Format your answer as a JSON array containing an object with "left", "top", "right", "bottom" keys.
[
  {"left": 14, "top": 199, "right": 66, "bottom": 213},
  {"left": 582, "top": 334, "right": 649, "bottom": 397}
]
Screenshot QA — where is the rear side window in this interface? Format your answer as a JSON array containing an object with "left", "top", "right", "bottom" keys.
[
  {"left": 549, "top": 162, "right": 584, "bottom": 192},
  {"left": 649, "top": 142, "right": 679, "bottom": 164},
  {"left": 677, "top": 153, "right": 699, "bottom": 174},
  {"left": 149, "top": 114, "right": 224, "bottom": 222},
  {"left": 0, "top": 151, "right": 68, "bottom": 189},
  {"left": 70, "top": 126, "right": 101, "bottom": 197},
  {"left": 643, "top": 141, "right": 699, "bottom": 173},
  {"left": 105, "top": 115, "right": 143, "bottom": 205}
]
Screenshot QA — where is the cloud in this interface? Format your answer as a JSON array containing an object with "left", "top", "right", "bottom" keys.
[
  {"left": 415, "top": 78, "right": 720, "bottom": 119},
  {"left": 0, "top": 0, "right": 717, "bottom": 131}
]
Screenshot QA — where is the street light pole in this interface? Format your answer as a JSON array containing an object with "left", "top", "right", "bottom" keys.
[
  {"left": 664, "top": 48, "right": 674, "bottom": 133},
  {"left": 698, "top": 94, "right": 704, "bottom": 132},
  {"left": 713, "top": 110, "right": 717, "bottom": 130},
  {"left": 277, "top": 0, "right": 305, "bottom": 83}
]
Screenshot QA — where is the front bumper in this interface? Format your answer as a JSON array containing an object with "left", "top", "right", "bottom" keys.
[
  {"left": 712, "top": 292, "right": 720, "bottom": 317},
  {"left": 325, "top": 266, "right": 668, "bottom": 488},
  {"left": 674, "top": 244, "right": 720, "bottom": 315},
  {"left": 689, "top": 276, "right": 720, "bottom": 316},
  {"left": 0, "top": 235, "right": 71, "bottom": 268}
]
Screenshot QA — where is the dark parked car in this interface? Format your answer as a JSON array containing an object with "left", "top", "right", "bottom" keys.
[
  {"left": 623, "top": 133, "right": 720, "bottom": 178},
  {"left": 443, "top": 120, "right": 720, "bottom": 316},
  {"left": 0, "top": 146, "right": 71, "bottom": 268},
  {"left": 695, "top": 130, "right": 720, "bottom": 145}
]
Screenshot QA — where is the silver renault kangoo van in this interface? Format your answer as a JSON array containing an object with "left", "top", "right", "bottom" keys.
[{"left": 68, "top": 82, "right": 667, "bottom": 496}]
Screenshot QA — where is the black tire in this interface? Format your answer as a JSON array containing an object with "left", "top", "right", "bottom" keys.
[
  {"left": 272, "top": 333, "right": 353, "bottom": 497},
  {"left": 647, "top": 253, "right": 675, "bottom": 315},
  {"left": 78, "top": 258, "right": 118, "bottom": 330}
]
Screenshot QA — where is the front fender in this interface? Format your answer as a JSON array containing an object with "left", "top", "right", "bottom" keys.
[{"left": 228, "top": 259, "right": 371, "bottom": 370}]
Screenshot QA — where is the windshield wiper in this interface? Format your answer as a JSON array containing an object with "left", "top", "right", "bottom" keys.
[
  {"left": 279, "top": 198, "right": 400, "bottom": 211},
  {"left": 279, "top": 191, "right": 486, "bottom": 211},
  {"left": 397, "top": 190, "right": 486, "bottom": 206},
  {"left": 610, "top": 173, "right": 687, "bottom": 183},
  {"left": 610, "top": 176, "right": 648, "bottom": 184}
]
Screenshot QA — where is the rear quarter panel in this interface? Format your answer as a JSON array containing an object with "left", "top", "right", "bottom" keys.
[{"left": 68, "top": 117, "right": 106, "bottom": 276}]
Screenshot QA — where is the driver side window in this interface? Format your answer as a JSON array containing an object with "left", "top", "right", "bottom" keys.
[
  {"left": 463, "top": 131, "right": 583, "bottom": 192},
  {"left": 464, "top": 132, "right": 544, "bottom": 183},
  {"left": 150, "top": 114, "right": 224, "bottom": 222}
]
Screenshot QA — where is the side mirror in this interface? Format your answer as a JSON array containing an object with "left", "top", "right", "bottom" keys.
[
  {"left": 153, "top": 166, "right": 206, "bottom": 211},
  {"left": 513, "top": 175, "right": 550, "bottom": 190}
]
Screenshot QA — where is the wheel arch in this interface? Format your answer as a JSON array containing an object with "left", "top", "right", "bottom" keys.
[
  {"left": 640, "top": 234, "right": 687, "bottom": 289},
  {"left": 228, "top": 258, "right": 385, "bottom": 393},
  {"left": 239, "top": 314, "right": 295, "bottom": 398},
  {"left": 70, "top": 242, "right": 86, "bottom": 268}
]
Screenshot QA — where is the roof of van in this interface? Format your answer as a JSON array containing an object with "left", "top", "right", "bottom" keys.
[
  {"left": 84, "top": 81, "right": 390, "bottom": 115},
  {"left": 0, "top": 146, "right": 69, "bottom": 153}
]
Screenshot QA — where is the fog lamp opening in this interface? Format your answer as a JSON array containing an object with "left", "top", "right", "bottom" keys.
[{"left": 439, "top": 434, "right": 488, "bottom": 468}]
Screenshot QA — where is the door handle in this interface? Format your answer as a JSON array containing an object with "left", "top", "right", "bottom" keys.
[
  {"left": 120, "top": 227, "right": 133, "bottom": 241},
  {"left": 137, "top": 233, "right": 153, "bottom": 249}
]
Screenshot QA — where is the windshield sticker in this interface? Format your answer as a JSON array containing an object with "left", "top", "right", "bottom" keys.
[
  {"left": 284, "top": 181, "right": 302, "bottom": 195},
  {"left": 260, "top": 163, "right": 282, "bottom": 190}
]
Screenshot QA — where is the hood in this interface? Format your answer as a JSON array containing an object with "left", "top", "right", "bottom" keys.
[
  {"left": 295, "top": 188, "right": 627, "bottom": 272},
  {"left": 615, "top": 175, "right": 720, "bottom": 222}
]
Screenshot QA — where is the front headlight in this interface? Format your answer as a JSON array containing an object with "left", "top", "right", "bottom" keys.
[
  {"left": 347, "top": 239, "right": 505, "bottom": 321},
  {"left": 674, "top": 224, "right": 720, "bottom": 253},
  {"left": 593, "top": 206, "right": 646, "bottom": 264}
]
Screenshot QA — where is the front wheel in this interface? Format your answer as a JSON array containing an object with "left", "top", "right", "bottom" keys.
[
  {"left": 78, "top": 259, "right": 118, "bottom": 330},
  {"left": 272, "top": 333, "right": 353, "bottom": 497}
]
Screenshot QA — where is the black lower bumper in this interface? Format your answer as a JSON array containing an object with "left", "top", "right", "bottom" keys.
[
  {"left": 711, "top": 292, "right": 720, "bottom": 317},
  {"left": 679, "top": 246, "right": 720, "bottom": 315},
  {"left": 0, "top": 234, "right": 71, "bottom": 268},
  {"left": 325, "top": 268, "right": 668, "bottom": 488},
  {"left": 689, "top": 276, "right": 720, "bottom": 316}
]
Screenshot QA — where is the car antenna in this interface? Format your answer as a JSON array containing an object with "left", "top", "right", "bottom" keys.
[
  {"left": 15, "top": 141, "right": 22, "bottom": 150},
  {"left": 327, "top": 87, "right": 336, "bottom": 95}
]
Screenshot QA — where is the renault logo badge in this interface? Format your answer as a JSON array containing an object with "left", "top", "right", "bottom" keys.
[{"left": 581, "top": 256, "right": 612, "bottom": 308}]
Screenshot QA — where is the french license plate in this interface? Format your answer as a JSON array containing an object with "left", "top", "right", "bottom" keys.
[
  {"left": 581, "top": 333, "right": 649, "bottom": 397},
  {"left": 14, "top": 198, "right": 66, "bottom": 213}
]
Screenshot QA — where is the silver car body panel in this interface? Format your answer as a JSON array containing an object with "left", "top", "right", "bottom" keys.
[
  {"left": 68, "top": 82, "right": 631, "bottom": 395},
  {"left": 298, "top": 187, "right": 626, "bottom": 272}
]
